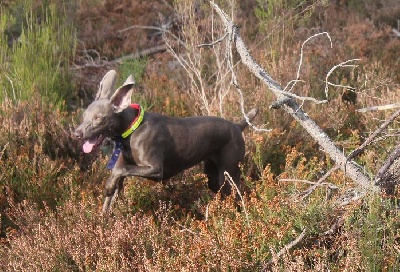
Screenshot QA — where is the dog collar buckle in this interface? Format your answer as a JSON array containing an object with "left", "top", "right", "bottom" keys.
[{"left": 121, "top": 104, "right": 144, "bottom": 138}]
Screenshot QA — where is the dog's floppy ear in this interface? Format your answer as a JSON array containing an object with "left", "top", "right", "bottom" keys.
[
  {"left": 109, "top": 75, "right": 135, "bottom": 113},
  {"left": 95, "top": 70, "right": 118, "bottom": 100}
]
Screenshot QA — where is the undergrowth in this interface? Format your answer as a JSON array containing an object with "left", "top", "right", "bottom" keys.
[
  {"left": 0, "top": 0, "right": 399, "bottom": 271},
  {"left": 0, "top": 0, "right": 76, "bottom": 105}
]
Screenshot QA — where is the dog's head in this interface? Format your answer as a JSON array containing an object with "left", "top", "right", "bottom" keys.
[{"left": 74, "top": 70, "right": 135, "bottom": 153}]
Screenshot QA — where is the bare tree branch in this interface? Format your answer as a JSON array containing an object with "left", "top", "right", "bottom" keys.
[
  {"left": 392, "top": 28, "right": 400, "bottom": 38},
  {"left": 375, "top": 146, "right": 400, "bottom": 184},
  {"left": 210, "top": 1, "right": 375, "bottom": 191},
  {"left": 324, "top": 59, "right": 360, "bottom": 99},
  {"left": 197, "top": 32, "right": 229, "bottom": 47},
  {"left": 297, "top": 165, "right": 341, "bottom": 200},
  {"left": 262, "top": 228, "right": 307, "bottom": 270},
  {"left": 71, "top": 45, "right": 167, "bottom": 69},
  {"left": 296, "top": 32, "right": 332, "bottom": 81},
  {"left": 279, "top": 178, "right": 338, "bottom": 190},
  {"left": 357, "top": 103, "right": 400, "bottom": 113},
  {"left": 113, "top": 45, "right": 168, "bottom": 63},
  {"left": 347, "top": 108, "right": 400, "bottom": 162}
]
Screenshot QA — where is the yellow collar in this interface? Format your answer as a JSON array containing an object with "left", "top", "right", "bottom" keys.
[{"left": 121, "top": 104, "right": 144, "bottom": 138}]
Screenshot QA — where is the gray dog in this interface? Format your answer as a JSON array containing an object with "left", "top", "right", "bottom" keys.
[{"left": 74, "top": 70, "right": 258, "bottom": 213}]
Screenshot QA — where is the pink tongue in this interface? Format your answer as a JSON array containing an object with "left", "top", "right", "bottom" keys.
[{"left": 83, "top": 140, "right": 96, "bottom": 153}]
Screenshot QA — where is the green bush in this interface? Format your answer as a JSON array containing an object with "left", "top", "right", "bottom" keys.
[{"left": 0, "top": 0, "right": 76, "bottom": 105}]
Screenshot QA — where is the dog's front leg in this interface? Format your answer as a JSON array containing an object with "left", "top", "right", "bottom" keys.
[
  {"left": 102, "top": 175, "right": 124, "bottom": 214},
  {"left": 105, "top": 164, "right": 163, "bottom": 196}
]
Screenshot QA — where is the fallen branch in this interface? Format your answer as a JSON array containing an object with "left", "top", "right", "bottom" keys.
[
  {"left": 298, "top": 165, "right": 341, "bottom": 199},
  {"left": 347, "top": 108, "right": 400, "bottom": 162},
  {"left": 323, "top": 216, "right": 345, "bottom": 236},
  {"left": 262, "top": 229, "right": 307, "bottom": 270},
  {"left": 71, "top": 45, "right": 167, "bottom": 69},
  {"left": 210, "top": 1, "right": 375, "bottom": 192},
  {"left": 357, "top": 103, "right": 400, "bottom": 113},
  {"left": 279, "top": 178, "right": 338, "bottom": 190},
  {"left": 112, "top": 44, "right": 167, "bottom": 63},
  {"left": 375, "top": 145, "right": 400, "bottom": 185},
  {"left": 393, "top": 28, "right": 400, "bottom": 38},
  {"left": 324, "top": 59, "right": 360, "bottom": 99}
]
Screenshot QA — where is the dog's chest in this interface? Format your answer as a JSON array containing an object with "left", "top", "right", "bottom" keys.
[{"left": 120, "top": 145, "right": 136, "bottom": 165}]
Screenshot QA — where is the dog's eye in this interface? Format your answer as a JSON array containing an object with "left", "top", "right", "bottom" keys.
[{"left": 93, "top": 114, "right": 103, "bottom": 122}]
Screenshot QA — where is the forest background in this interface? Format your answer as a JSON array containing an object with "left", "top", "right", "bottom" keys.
[{"left": 0, "top": 0, "right": 399, "bottom": 270}]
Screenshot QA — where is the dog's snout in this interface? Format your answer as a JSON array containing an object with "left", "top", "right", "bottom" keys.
[{"left": 73, "top": 129, "right": 83, "bottom": 139}]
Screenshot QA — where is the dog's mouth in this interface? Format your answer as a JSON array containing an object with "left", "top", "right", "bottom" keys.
[{"left": 82, "top": 134, "right": 105, "bottom": 154}]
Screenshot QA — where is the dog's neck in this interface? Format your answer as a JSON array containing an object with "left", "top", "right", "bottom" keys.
[{"left": 117, "top": 104, "right": 143, "bottom": 138}]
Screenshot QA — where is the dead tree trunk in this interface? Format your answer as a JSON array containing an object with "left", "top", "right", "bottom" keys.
[{"left": 210, "top": 2, "right": 376, "bottom": 192}]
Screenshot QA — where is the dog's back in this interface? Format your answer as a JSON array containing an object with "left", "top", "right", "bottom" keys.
[{"left": 137, "top": 110, "right": 256, "bottom": 196}]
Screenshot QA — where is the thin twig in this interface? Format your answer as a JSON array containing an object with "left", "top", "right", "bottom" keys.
[
  {"left": 71, "top": 45, "right": 167, "bottom": 69},
  {"left": 3, "top": 72, "right": 16, "bottom": 101},
  {"left": 298, "top": 165, "right": 341, "bottom": 199},
  {"left": 224, "top": 171, "right": 249, "bottom": 226},
  {"left": 347, "top": 108, "right": 400, "bottom": 162},
  {"left": 197, "top": 32, "right": 229, "bottom": 47},
  {"left": 375, "top": 145, "right": 400, "bottom": 184},
  {"left": 172, "top": 218, "right": 200, "bottom": 236},
  {"left": 279, "top": 177, "right": 338, "bottom": 190},
  {"left": 357, "top": 103, "right": 400, "bottom": 113},
  {"left": 296, "top": 32, "right": 332, "bottom": 80},
  {"left": 324, "top": 59, "right": 361, "bottom": 99},
  {"left": 282, "top": 79, "right": 305, "bottom": 93},
  {"left": 276, "top": 87, "right": 329, "bottom": 104},
  {"left": 262, "top": 229, "right": 307, "bottom": 270},
  {"left": 113, "top": 45, "right": 168, "bottom": 63},
  {"left": 160, "top": 0, "right": 174, "bottom": 11}
]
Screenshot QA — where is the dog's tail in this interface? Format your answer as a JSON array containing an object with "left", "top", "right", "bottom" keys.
[{"left": 237, "top": 108, "right": 258, "bottom": 131}]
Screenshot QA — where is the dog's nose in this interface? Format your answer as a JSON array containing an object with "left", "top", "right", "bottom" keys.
[{"left": 73, "top": 129, "right": 83, "bottom": 139}]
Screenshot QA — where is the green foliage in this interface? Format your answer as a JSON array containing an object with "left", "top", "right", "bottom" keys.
[
  {"left": 118, "top": 57, "right": 148, "bottom": 85},
  {"left": 118, "top": 57, "right": 150, "bottom": 109},
  {"left": 347, "top": 194, "right": 400, "bottom": 271},
  {"left": 0, "top": 0, "right": 76, "bottom": 105},
  {"left": 256, "top": 0, "right": 312, "bottom": 25}
]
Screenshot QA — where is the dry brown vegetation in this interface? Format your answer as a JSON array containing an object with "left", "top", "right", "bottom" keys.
[{"left": 1, "top": 0, "right": 400, "bottom": 270}]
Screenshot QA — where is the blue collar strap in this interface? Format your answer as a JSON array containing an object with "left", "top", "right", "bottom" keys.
[{"left": 107, "top": 138, "right": 123, "bottom": 170}]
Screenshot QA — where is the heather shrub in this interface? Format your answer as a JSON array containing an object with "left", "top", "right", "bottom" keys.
[
  {"left": 0, "top": 0, "right": 399, "bottom": 271},
  {"left": 0, "top": 163, "right": 336, "bottom": 271},
  {"left": 0, "top": 98, "right": 107, "bottom": 234}
]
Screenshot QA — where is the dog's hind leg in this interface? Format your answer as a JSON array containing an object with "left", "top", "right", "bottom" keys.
[{"left": 204, "top": 160, "right": 219, "bottom": 193}]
